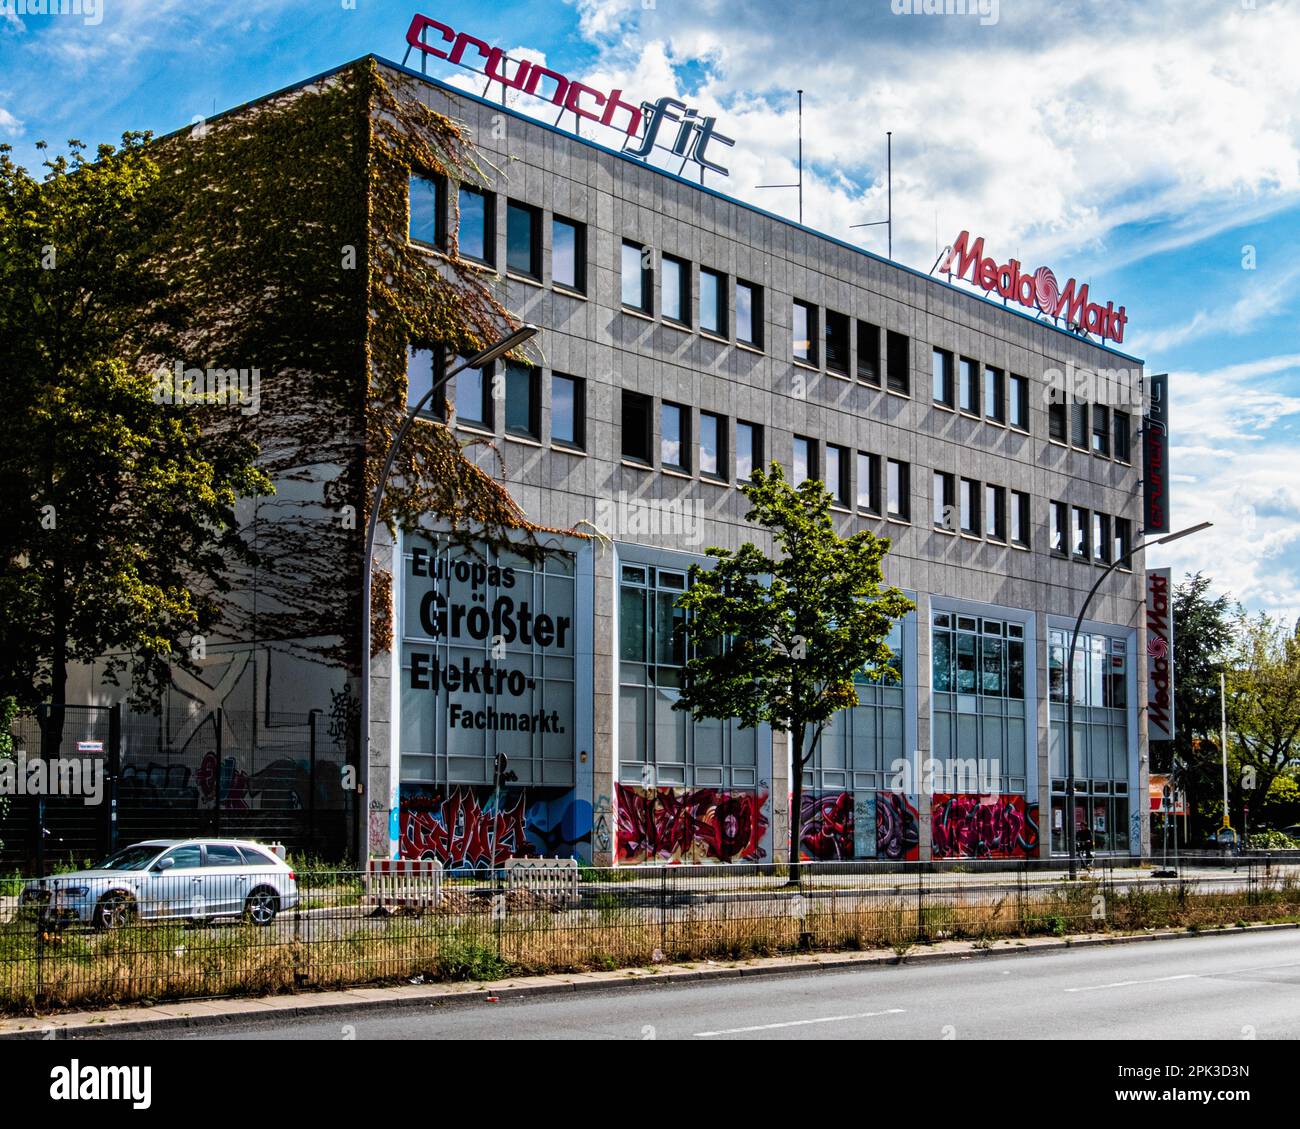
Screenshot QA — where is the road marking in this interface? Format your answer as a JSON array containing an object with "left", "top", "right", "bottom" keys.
[
  {"left": 694, "top": 1009, "right": 904, "bottom": 1037},
  {"left": 1066, "top": 974, "right": 1197, "bottom": 992}
]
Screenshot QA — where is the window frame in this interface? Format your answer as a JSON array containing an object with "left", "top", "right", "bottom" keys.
[
  {"left": 825, "top": 442, "right": 850, "bottom": 507},
  {"left": 1008, "top": 373, "right": 1029, "bottom": 431},
  {"left": 456, "top": 184, "right": 495, "bottom": 266},
  {"left": 551, "top": 372, "right": 586, "bottom": 451},
  {"left": 736, "top": 279, "right": 762, "bottom": 347},
  {"left": 960, "top": 477, "right": 981, "bottom": 536},
  {"left": 984, "top": 365, "right": 1005, "bottom": 423},
  {"left": 933, "top": 348, "right": 955, "bottom": 408},
  {"left": 699, "top": 410, "right": 727, "bottom": 481},
  {"left": 792, "top": 434, "right": 818, "bottom": 487},
  {"left": 985, "top": 483, "right": 1007, "bottom": 541},
  {"left": 857, "top": 320, "right": 881, "bottom": 386},
  {"left": 959, "top": 357, "right": 979, "bottom": 415},
  {"left": 621, "top": 389, "right": 654, "bottom": 465},
  {"left": 505, "top": 198, "right": 542, "bottom": 279},
  {"left": 824, "top": 309, "right": 850, "bottom": 376},
  {"left": 503, "top": 360, "right": 541, "bottom": 440},
  {"left": 699, "top": 266, "right": 727, "bottom": 338},
  {"left": 408, "top": 172, "right": 447, "bottom": 250},
  {"left": 934, "top": 470, "right": 956, "bottom": 531},
  {"left": 887, "top": 458, "right": 910, "bottom": 520},
  {"left": 886, "top": 331, "right": 910, "bottom": 395},
  {"left": 551, "top": 214, "right": 586, "bottom": 293},
  {"left": 793, "top": 300, "right": 818, "bottom": 365},
  {"left": 661, "top": 401, "right": 691, "bottom": 473},
  {"left": 621, "top": 239, "right": 653, "bottom": 315},
  {"left": 857, "top": 451, "right": 881, "bottom": 514},
  {"left": 1010, "top": 490, "right": 1030, "bottom": 548},
  {"left": 735, "top": 420, "right": 763, "bottom": 483}
]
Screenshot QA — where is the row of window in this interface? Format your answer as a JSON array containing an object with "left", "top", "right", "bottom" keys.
[
  {"left": 931, "top": 349, "right": 1031, "bottom": 430},
  {"left": 1049, "top": 502, "right": 1134, "bottom": 567},
  {"left": 932, "top": 472, "right": 1032, "bottom": 546},
  {"left": 621, "top": 240, "right": 764, "bottom": 347},
  {"left": 791, "top": 300, "right": 910, "bottom": 393},
  {"left": 1047, "top": 400, "right": 1133, "bottom": 463}
]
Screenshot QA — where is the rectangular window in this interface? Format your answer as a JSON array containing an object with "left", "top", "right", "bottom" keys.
[
  {"left": 407, "top": 346, "right": 441, "bottom": 420},
  {"left": 960, "top": 478, "right": 980, "bottom": 535},
  {"left": 454, "top": 358, "right": 491, "bottom": 429},
  {"left": 1114, "top": 517, "right": 1132, "bottom": 567},
  {"left": 457, "top": 186, "right": 493, "bottom": 264},
  {"left": 1049, "top": 400, "right": 1067, "bottom": 442},
  {"left": 857, "top": 321, "right": 881, "bottom": 385},
  {"left": 622, "top": 240, "right": 651, "bottom": 313},
  {"left": 1093, "top": 512, "right": 1111, "bottom": 563},
  {"left": 886, "top": 331, "right": 910, "bottom": 394},
  {"left": 887, "top": 459, "right": 910, "bottom": 520},
  {"left": 736, "top": 421, "right": 762, "bottom": 482},
  {"left": 622, "top": 390, "right": 653, "bottom": 464},
  {"left": 793, "top": 300, "right": 817, "bottom": 364},
  {"left": 825, "top": 310, "right": 850, "bottom": 375},
  {"left": 825, "top": 443, "right": 849, "bottom": 506},
  {"left": 700, "top": 411, "right": 725, "bottom": 480},
  {"left": 1010, "top": 491, "right": 1030, "bottom": 547},
  {"left": 934, "top": 471, "right": 955, "bottom": 530},
  {"left": 1051, "top": 501, "right": 1068, "bottom": 555},
  {"left": 661, "top": 255, "right": 689, "bottom": 325},
  {"left": 959, "top": 357, "right": 979, "bottom": 413},
  {"left": 551, "top": 373, "right": 585, "bottom": 450},
  {"left": 504, "top": 361, "right": 540, "bottom": 439},
  {"left": 933, "top": 348, "right": 954, "bottom": 407},
  {"left": 736, "top": 280, "right": 761, "bottom": 346},
  {"left": 857, "top": 451, "right": 881, "bottom": 514},
  {"left": 792, "top": 435, "right": 816, "bottom": 486},
  {"left": 1072, "top": 505, "right": 1089, "bottom": 559},
  {"left": 1092, "top": 404, "right": 1111, "bottom": 455},
  {"left": 1113, "top": 410, "right": 1131, "bottom": 463},
  {"left": 409, "top": 173, "right": 445, "bottom": 248},
  {"left": 700, "top": 267, "right": 725, "bottom": 336},
  {"left": 506, "top": 199, "right": 541, "bottom": 278},
  {"left": 551, "top": 215, "right": 585, "bottom": 292},
  {"left": 661, "top": 402, "right": 689, "bottom": 472},
  {"left": 1009, "top": 374, "right": 1029, "bottom": 430},
  {"left": 985, "top": 366, "right": 1005, "bottom": 422},
  {"left": 1071, "top": 402, "right": 1089, "bottom": 449},
  {"left": 986, "top": 484, "right": 1006, "bottom": 540}
]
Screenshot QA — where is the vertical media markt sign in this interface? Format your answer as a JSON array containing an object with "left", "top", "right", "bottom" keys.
[
  {"left": 1142, "top": 373, "right": 1170, "bottom": 535},
  {"left": 1145, "top": 567, "right": 1175, "bottom": 743}
]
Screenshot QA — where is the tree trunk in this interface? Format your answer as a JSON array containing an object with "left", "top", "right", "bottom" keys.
[{"left": 788, "top": 722, "right": 805, "bottom": 884}]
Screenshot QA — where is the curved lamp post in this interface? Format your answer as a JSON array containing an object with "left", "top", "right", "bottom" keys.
[
  {"left": 1063, "top": 520, "right": 1212, "bottom": 880},
  {"left": 357, "top": 325, "right": 539, "bottom": 864}
]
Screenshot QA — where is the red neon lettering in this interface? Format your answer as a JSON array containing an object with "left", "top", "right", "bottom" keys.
[
  {"left": 406, "top": 14, "right": 454, "bottom": 59},
  {"left": 565, "top": 81, "right": 607, "bottom": 123}
]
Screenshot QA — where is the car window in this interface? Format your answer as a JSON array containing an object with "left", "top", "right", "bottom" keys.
[
  {"left": 159, "top": 845, "right": 202, "bottom": 871},
  {"left": 206, "top": 844, "right": 245, "bottom": 867},
  {"left": 98, "top": 845, "right": 163, "bottom": 871},
  {"left": 238, "top": 846, "right": 275, "bottom": 867}
]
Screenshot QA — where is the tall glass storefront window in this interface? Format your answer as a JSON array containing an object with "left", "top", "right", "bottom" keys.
[{"left": 1048, "top": 628, "right": 1130, "bottom": 854}]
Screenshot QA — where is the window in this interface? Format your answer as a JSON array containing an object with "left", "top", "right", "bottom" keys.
[
  {"left": 1072, "top": 505, "right": 1089, "bottom": 558},
  {"left": 409, "top": 173, "right": 445, "bottom": 247},
  {"left": 506, "top": 199, "right": 541, "bottom": 278},
  {"left": 857, "top": 451, "right": 881, "bottom": 514},
  {"left": 933, "top": 348, "right": 954, "bottom": 407},
  {"left": 1010, "top": 490, "right": 1030, "bottom": 547},
  {"left": 960, "top": 478, "right": 980, "bottom": 535},
  {"left": 700, "top": 267, "right": 726, "bottom": 336},
  {"left": 736, "top": 421, "right": 762, "bottom": 482},
  {"left": 825, "top": 443, "right": 849, "bottom": 506},
  {"left": 551, "top": 215, "right": 585, "bottom": 292},
  {"left": 1050, "top": 501, "right": 1068, "bottom": 555},
  {"left": 932, "top": 612, "right": 1026, "bottom": 701},
  {"left": 1071, "top": 402, "right": 1089, "bottom": 449},
  {"left": 886, "top": 331, "right": 910, "bottom": 394},
  {"left": 505, "top": 361, "right": 540, "bottom": 439},
  {"left": 406, "top": 346, "right": 443, "bottom": 420},
  {"left": 857, "top": 321, "right": 881, "bottom": 385},
  {"left": 887, "top": 459, "right": 910, "bottom": 519},
  {"left": 1113, "top": 410, "right": 1131, "bottom": 463},
  {"left": 736, "top": 280, "right": 761, "bottom": 346},
  {"left": 1093, "top": 512, "right": 1111, "bottom": 563},
  {"left": 959, "top": 357, "right": 979, "bottom": 413},
  {"left": 1049, "top": 400, "right": 1067, "bottom": 442},
  {"left": 622, "top": 240, "right": 651, "bottom": 313},
  {"left": 793, "top": 300, "right": 817, "bottom": 364},
  {"left": 206, "top": 843, "right": 244, "bottom": 867},
  {"left": 454, "top": 358, "right": 491, "bottom": 429},
  {"left": 622, "top": 390, "right": 653, "bottom": 463},
  {"left": 161, "top": 845, "right": 202, "bottom": 871},
  {"left": 661, "top": 402, "right": 689, "bottom": 472},
  {"left": 1092, "top": 404, "right": 1110, "bottom": 455},
  {"left": 1009, "top": 373, "right": 1029, "bottom": 430},
  {"left": 661, "top": 255, "right": 689, "bottom": 325},
  {"left": 825, "top": 310, "right": 850, "bottom": 375},
  {"left": 552, "top": 373, "right": 585, "bottom": 450},
  {"left": 457, "top": 185, "right": 493, "bottom": 264},
  {"left": 984, "top": 366, "right": 1005, "bottom": 422},
  {"left": 934, "top": 471, "right": 955, "bottom": 530},
  {"left": 986, "top": 484, "right": 1006, "bottom": 541},
  {"left": 1114, "top": 517, "right": 1132, "bottom": 567},
  {"left": 792, "top": 435, "right": 817, "bottom": 486},
  {"left": 700, "top": 411, "right": 726, "bottom": 479}
]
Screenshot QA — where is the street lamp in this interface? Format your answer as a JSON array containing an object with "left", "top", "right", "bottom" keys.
[
  {"left": 356, "top": 325, "right": 539, "bottom": 864},
  {"left": 1063, "top": 520, "right": 1212, "bottom": 880}
]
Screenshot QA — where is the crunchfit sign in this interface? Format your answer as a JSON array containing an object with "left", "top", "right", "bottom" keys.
[
  {"left": 1146, "top": 567, "right": 1175, "bottom": 742},
  {"left": 403, "top": 12, "right": 734, "bottom": 178},
  {"left": 939, "top": 230, "right": 1129, "bottom": 344},
  {"left": 1142, "top": 373, "right": 1169, "bottom": 535}
]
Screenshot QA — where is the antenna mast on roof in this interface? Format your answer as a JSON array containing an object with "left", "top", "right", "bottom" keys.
[
  {"left": 852, "top": 131, "right": 892, "bottom": 260},
  {"left": 755, "top": 89, "right": 803, "bottom": 224}
]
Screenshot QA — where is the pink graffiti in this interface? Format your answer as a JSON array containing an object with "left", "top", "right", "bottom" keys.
[
  {"left": 616, "top": 785, "right": 768, "bottom": 864},
  {"left": 399, "top": 787, "right": 529, "bottom": 869},
  {"left": 931, "top": 794, "right": 1039, "bottom": 859}
]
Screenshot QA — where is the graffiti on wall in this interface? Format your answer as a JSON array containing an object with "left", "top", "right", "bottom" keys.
[
  {"left": 616, "top": 784, "right": 769, "bottom": 863},
  {"left": 877, "top": 792, "right": 921, "bottom": 861},
  {"left": 800, "top": 792, "right": 855, "bottom": 860},
  {"left": 931, "top": 793, "right": 1039, "bottom": 859},
  {"left": 800, "top": 791, "right": 919, "bottom": 861}
]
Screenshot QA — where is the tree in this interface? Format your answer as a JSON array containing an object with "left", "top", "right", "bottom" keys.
[{"left": 674, "top": 464, "right": 914, "bottom": 876}]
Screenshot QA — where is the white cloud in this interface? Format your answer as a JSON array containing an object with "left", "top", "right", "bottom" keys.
[{"left": 0, "top": 106, "right": 21, "bottom": 136}]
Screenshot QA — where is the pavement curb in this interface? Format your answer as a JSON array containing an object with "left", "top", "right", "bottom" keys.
[{"left": 2, "top": 919, "right": 1296, "bottom": 1040}]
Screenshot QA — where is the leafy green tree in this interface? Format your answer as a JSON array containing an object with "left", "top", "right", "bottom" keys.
[
  {"left": 0, "top": 135, "right": 270, "bottom": 759},
  {"left": 674, "top": 464, "right": 914, "bottom": 876},
  {"left": 0, "top": 697, "right": 14, "bottom": 854}
]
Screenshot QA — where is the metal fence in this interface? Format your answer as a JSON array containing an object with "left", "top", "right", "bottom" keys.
[{"left": 3, "top": 858, "right": 1299, "bottom": 1014}]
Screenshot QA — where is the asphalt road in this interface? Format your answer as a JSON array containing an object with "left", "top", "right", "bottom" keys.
[{"left": 86, "top": 929, "right": 1300, "bottom": 1040}]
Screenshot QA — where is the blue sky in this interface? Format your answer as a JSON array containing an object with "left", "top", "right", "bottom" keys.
[{"left": 3, "top": 0, "right": 1299, "bottom": 620}]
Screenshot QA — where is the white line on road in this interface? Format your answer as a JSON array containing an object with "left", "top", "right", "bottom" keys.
[
  {"left": 1065, "top": 974, "right": 1196, "bottom": 992},
  {"left": 694, "top": 1009, "right": 905, "bottom": 1037},
  {"left": 1066, "top": 957, "right": 1300, "bottom": 993}
]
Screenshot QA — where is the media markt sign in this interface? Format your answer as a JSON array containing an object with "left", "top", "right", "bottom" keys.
[{"left": 1146, "top": 567, "right": 1175, "bottom": 742}]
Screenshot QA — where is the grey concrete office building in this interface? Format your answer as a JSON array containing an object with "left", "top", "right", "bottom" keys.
[{"left": 374, "top": 54, "right": 1153, "bottom": 869}]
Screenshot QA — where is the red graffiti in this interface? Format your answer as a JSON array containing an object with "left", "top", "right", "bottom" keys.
[
  {"left": 876, "top": 792, "right": 920, "bottom": 861},
  {"left": 931, "top": 794, "right": 1040, "bottom": 859},
  {"left": 616, "top": 785, "right": 768, "bottom": 863},
  {"left": 400, "top": 787, "right": 529, "bottom": 869},
  {"left": 800, "top": 792, "right": 855, "bottom": 860},
  {"left": 197, "top": 751, "right": 250, "bottom": 810}
]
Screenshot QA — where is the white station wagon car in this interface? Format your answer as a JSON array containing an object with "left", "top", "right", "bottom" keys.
[{"left": 19, "top": 839, "right": 299, "bottom": 929}]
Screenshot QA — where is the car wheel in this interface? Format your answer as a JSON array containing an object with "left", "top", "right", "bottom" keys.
[
  {"left": 94, "top": 892, "right": 136, "bottom": 931},
  {"left": 244, "top": 888, "right": 279, "bottom": 926}
]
